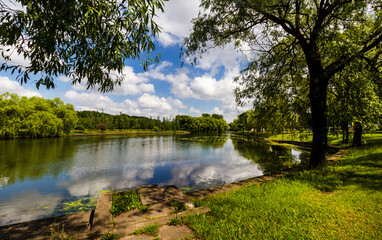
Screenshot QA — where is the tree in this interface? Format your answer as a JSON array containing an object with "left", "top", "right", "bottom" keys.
[
  {"left": 185, "top": 0, "right": 382, "bottom": 167},
  {"left": 26, "top": 111, "right": 63, "bottom": 138},
  {"left": 0, "top": 0, "right": 165, "bottom": 92},
  {"left": 327, "top": 60, "right": 382, "bottom": 146},
  {"left": 212, "top": 114, "right": 224, "bottom": 119},
  {"left": 52, "top": 98, "right": 78, "bottom": 134},
  {"left": 174, "top": 114, "right": 229, "bottom": 133},
  {"left": 96, "top": 123, "right": 108, "bottom": 133},
  {"left": 0, "top": 93, "right": 78, "bottom": 138}
]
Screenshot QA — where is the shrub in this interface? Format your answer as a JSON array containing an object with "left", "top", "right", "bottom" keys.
[
  {"left": 110, "top": 190, "right": 145, "bottom": 215},
  {"left": 96, "top": 123, "right": 108, "bottom": 133}
]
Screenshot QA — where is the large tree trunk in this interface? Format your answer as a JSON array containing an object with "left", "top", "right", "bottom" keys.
[
  {"left": 304, "top": 42, "right": 331, "bottom": 168},
  {"left": 309, "top": 75, "right": 328, "bottom": 168},
  {"left": 353, "top": 122, "right": 362, "bottom": 147},
  {"left": 341, "top": 121, "right": 349, "bottom": 143}
]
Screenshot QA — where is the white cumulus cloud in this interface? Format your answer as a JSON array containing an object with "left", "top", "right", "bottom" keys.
[
  {"left": 155, "top": 0, "right": 200, "bottom": 46},
  {"left": 0, "top": 76, "right": 41, "bottom": 97},
  {"left": 189, "top": 107, "right": 201, "bottom": 117},
  {"left": 64, "top": 90, "right": 186, "bottom": 119}
]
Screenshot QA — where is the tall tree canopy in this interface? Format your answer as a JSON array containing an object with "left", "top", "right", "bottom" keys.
[
  {"left": 0, "top": 0, "right": 165, "bottom": 92},
  {"left": 0, "top": 92, "right": 78, "bottom": 138},
  {"left": 185, "top": 0, "right": 382, "bottom": 167}
]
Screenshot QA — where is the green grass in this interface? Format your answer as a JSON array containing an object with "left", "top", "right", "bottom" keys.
[
  {"left": 101, "top": 232, "right": 119, "bottom": 240},
  {"left": 169, "top": 200, "right": 187, "bottom": 213},
  {"left": 133, "top": 223, "right": 160, "bottom": 237},
  {"left": 49, "top": 224, "right": 75, "bottom": 240},
  {"left": 110, "top": 190, "right": 146, "bottom": 215},
  {"left": 258, "top": 130, "right": 382, "bottom": 146},
  {"left": 184, "top": 136, "right": 382, "bottom": 239},
  {"left": 167, "top": 217, "right": 182, "bottom": 226}
]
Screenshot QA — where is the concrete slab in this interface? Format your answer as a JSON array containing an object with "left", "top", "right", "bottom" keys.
[
  {"left": 137, "top": 184, "right": 164, "bottom": 205},
  {"left": 162, "top": 185, "right": 189, "bottom": 202},
  {"left": 138, "top": 185, "right": 193, "bottom": 207},
  {"left": 120, "top": 234, "right": 153, "bottom": 240},
  {"left": 145, "top": 202, "right": 174, "bottom": 218},
  {"left": 158, "top": 225, "right": 195, "bottom": 240},
  {"left": 91, "top": 192, "right": 113, "bottom": 237},
  {"left": 114, "top": 202, "right": 174, "bottom": 230},
  {"left": 114, "top": 214, "right": 175, "bottom": 237}
]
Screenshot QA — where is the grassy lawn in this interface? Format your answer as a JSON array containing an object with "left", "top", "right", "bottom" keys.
[
  {"left": 184, "top": 134, "right": 382, "bottom": 239},
  {"left": 255, "top": 130, "right": 382, "bottom": 147}
]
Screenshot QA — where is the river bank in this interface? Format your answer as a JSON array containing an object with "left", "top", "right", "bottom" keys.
[
  {"left": 184, "top": 133, "right": 382, "bottom": 239},
  {"left": 69, "top": 129, "right": 190, "bottom": 137}
]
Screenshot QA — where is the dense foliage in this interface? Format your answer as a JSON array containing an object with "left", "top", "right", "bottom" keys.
[
  {"left": 175, "top": 114, "right": 229, "bottom": 133},
  {"left": 0, "top": 92, "right": 229, "bottom": 138},
  {"left": 185, "top": 0, "right": 382, "bottom": 167},
  {"left": 0, "top": 0, "right": 165, "bottom": 92},
  {"left": 76, "top": 111, "right": 174, "bottom": 131},
  {"left": 0, "top": 92, "right": 77, "bottom": 138},
  {"left": 77, "top": 111, "right": 229, "bottom": 133}
]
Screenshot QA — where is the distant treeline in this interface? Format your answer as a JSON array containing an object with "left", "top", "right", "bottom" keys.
[
  {"left": 77, "top": 111, "right": 229, "bottom": 133},
  {"left": 0, "top": 93, "right": 77, "bottom": 138},
  {"left": 174, "top": 114, "right": 229, "bottom": 133},
  {"left": 0, "top": 93, "right": 229, "bottom": 139},
  {"left": 76, "top": 111, "right": 173, "bottom": 131}
]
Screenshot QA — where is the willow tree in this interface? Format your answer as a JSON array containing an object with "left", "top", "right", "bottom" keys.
[
  {"left": 0, "top": 0, "right": 165, "bottom": 92},
  {"left": 185, "top": 0, "right": 382, "bottom": 167}
]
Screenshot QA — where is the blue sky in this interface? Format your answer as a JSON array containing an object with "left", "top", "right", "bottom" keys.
[{"left": 0, "top": 0, "right": 250, "bottom": 122}]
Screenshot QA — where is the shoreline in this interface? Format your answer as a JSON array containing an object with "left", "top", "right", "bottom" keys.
[
  {"left": 69, "top": 130, "right": 190, "bottom": 137},
  {"left": 0, "top": 130, "right": 190, "bottom": 140}
]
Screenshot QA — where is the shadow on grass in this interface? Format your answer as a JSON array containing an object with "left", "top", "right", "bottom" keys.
[{"left": 285, "top": 148, "right": 382, "bottom": 192}]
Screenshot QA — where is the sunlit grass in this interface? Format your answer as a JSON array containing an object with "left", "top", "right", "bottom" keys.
[
  {"left": 133, "top": 223, "right": 160, "bottom": 237},
  {"left": 184, "top": 135, "right": 382, "bottom": 239},
  {"left": 110, "top": 190, "right": 147, "bottom": 215},
  {"left": 258, "top": 131, "right": 382, "bottom": 148}
]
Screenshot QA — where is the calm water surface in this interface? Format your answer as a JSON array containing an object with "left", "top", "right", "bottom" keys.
[{"left": 0, "top": 134, "right": 308, "bottom": 226}]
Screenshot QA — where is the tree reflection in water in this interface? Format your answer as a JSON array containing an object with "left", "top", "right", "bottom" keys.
[{"left": 231, "top": 136, "right": 310, "bottom": 174}]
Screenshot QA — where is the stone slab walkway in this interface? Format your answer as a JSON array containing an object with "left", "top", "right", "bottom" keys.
[{"left": 90, "top": 185, "right": 209, "bottom": 240}]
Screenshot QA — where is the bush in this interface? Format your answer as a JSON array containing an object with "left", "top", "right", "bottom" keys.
[
  {"left": 75, "top": 125, "right": 85, "bottom": 132},
  {"left": 96, "top": 123, "right": 108, "bottom": 133},
  {"left": 110, "top": 191, "right": 145, "bottom": 215}
]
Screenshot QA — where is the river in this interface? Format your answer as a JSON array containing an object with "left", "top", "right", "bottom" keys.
[{"left": 0, "top": 133, "right": 309, "bottom": 226}]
